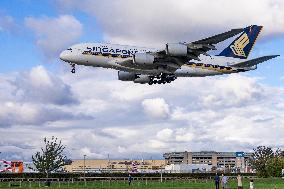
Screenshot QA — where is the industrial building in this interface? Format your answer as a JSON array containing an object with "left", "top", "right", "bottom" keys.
[
  {"left": 163, "top": 151, "right": 253, "bottom": 173},
  {"left": 64, "top": 159, "right": 165, "bottom": 173}
]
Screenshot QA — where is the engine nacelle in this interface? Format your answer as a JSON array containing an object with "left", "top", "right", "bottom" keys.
[
  {"left": 133, "top": 75, "right": 150, "bottom": 84},
  {"left": 133, "top": 53, "right": 155, "bottom": 65},
  {"left": 166, "top": 43, "right": 188, "bottom": 56},
  {"left": 118, "top": 71, "right": 136, "bottom": 81}
]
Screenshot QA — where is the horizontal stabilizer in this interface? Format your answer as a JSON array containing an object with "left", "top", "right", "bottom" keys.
[{"left": 232, "top": 55, "right": 279, "bottom": 68}]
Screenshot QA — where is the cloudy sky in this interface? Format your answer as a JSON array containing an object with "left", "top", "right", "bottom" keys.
[{"left": 0, "top": 0, "right": 284, "bottom": 161}]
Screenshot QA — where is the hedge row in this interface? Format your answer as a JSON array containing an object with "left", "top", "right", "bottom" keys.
[{"left": 0, "top": 172, "right": 256, "bottom": 179}]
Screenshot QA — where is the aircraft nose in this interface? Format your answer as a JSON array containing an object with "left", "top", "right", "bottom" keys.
[{"left": 59, "top": 51, "right": 69, "bottom": 62}]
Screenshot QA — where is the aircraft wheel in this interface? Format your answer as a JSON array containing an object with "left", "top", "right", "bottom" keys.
[{"left": 70, "top": 63, "right": 76, "bottom": 73}]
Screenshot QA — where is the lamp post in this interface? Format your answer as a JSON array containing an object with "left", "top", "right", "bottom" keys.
[
  {"left": 83, "top": 155, "right": 86, "bottom": 178},
  {"left": 224, "top": 158, "right": 226, "bottom": 174},
  {"left": 160, "top": 164, "right": 163, "bottom": 183}
]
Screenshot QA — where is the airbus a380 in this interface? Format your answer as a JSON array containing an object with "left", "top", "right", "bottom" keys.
[{"left": 60, "top": 25, "right": 279, "bottom": 85}]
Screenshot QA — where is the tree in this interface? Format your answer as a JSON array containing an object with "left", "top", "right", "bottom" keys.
[
  {"left": 249, "top": 146, "right": 281, "bottom": 177},
  {"left": 266, "top": 157, "right": 284, "bottom": 177},
  {"left": 32, "top": 136, "right": 67, "bottom": 178}
]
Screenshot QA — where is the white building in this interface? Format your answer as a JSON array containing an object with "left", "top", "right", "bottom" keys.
[{"left": 165, "top": 164, "right": 212, "bottom": 173}]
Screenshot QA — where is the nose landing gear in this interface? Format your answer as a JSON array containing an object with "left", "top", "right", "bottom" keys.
[{"left": 70, "top": 63, "right": 76, "bottom": 73}]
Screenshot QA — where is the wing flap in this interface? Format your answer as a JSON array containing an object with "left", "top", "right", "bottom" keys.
[{"left": 232, "top": 55, "right": 279, "bottom": 68}]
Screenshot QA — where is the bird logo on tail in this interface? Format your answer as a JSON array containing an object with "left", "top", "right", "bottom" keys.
[{"left": 230, "top": 33, "right": 250, "bottom": 57}]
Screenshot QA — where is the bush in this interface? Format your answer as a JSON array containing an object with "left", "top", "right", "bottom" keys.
[{"left": 266, "top": 157, "right": 284, "bottom": 177}]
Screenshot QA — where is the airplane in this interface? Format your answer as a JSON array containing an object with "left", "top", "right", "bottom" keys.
[{"left": 59, "top": 25, "right": 279, "bottom": 85}]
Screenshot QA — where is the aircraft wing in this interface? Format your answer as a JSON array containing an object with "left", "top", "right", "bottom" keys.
[
  {"left": 191, "top": 28, "right": 244, "bottom": 45},
  {"left": 157, "top": 27, "right": 244, "bottom": 62},
  {"left": 231, "top": 55, "right": 279, "bottom": 68}
]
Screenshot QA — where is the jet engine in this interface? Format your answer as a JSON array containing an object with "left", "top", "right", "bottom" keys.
[
  {"left": 166, "top": 43, "right": 188, "bottom": 56},
  {"left": 133, "top": 53, "right": 155, "bottom": 65},
  {"left": 133, "top": 75, "right": 151, "bottom": 84},
  {"left": 118, "top": 71, "right": 136, "bottom": 81}
]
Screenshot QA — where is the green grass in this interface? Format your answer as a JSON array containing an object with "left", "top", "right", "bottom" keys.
[{"left": 0, "top": 178, "right": 283, "bottom": 189}]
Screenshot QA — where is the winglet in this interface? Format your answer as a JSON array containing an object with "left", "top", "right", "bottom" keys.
[{"left": 218, "top": 25, "right": 263, "bottom": 59}]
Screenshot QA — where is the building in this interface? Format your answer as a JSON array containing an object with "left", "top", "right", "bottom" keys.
[
  {"left": 165, "top": 164, "right": 212, "bottom": 173},
  {"left": 64, "top": 159, "right": 166, "bottom": 173},
  {"left": 163, "top": 151, "right": 253, "bottom": 173}
]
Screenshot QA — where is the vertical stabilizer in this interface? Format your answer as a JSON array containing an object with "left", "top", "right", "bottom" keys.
[{"left": 218, "top": 25, "right": 263, "bottom": 59}]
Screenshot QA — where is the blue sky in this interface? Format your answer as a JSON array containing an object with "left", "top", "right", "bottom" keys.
[
  {"left": 0, "top": 0, "right": 284, "bottom": 161},
  {"left": 0, "top": 0, "right": 103, "bottom": 72}
]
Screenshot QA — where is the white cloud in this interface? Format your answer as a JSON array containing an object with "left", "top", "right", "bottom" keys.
[
  {"left": 0, "top": 66, "right": 77, "bottom": 127},
  {"left": 15, "top": 65, "right": 77, "bottom": 105},
  {"left": 175, "top": 128, "right": 194, "bottom": 142},
  {"left": 1, "top": 66, "right": 284, "bottom": 160},
  {"left": 25, "top": 15, "right": 82, "bottom": 59},
  {"left": 0, "top": 102, "right": 39, "bottom": 125},
  {"left": 102, "top": 128, "right": 139, "bottom": 139},
  {"left": 200, "top": 75, "right": 268, "bottom": 108},
  {"left": 80, "top": 147, "right": 104, "bottom": 159},
  {"left": 1, "top": 0, "right": 283, "bottom": 161},
  {"left": 29, "top": 66, "right": 53, "bottom": 87},
  {"left": 142, "top": 98, "right": 170, "bottom": 119},
  {"left": 55, "top": 0, "right": 284, "bottom": 47},
  {"left": 148, "top": 139, "right": 167, "bottom": 149},
  {"left": 156, "top": 128, "right": 173, "bottom": 141},
  {"left": 111, "top": 85, "right": 161, "bottom": 101}
]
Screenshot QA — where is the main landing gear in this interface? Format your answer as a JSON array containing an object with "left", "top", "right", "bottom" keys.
[
  {"left": 148, "top": 74, "right": 177, "bottom": 85},
  {"left": 70, "top": 63, "right": 76, "bottom": 73}
]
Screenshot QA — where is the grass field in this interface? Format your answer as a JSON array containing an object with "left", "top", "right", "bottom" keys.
[{"left": 0, "top": 178, "right": 283, "bottom": 189}]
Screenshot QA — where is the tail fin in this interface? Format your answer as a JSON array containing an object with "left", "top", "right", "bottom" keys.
[{"left": 218, "top": 25, "right": 263, "bottom": 59}]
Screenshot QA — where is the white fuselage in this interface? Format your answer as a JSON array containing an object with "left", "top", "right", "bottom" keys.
[{"left": 60, "top": 43, "right": 250, "bottom": 77}]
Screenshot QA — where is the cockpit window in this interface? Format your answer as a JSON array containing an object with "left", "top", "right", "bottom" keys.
[{"left": 67, "top": 48, "right": 72, "bottom": 51}]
